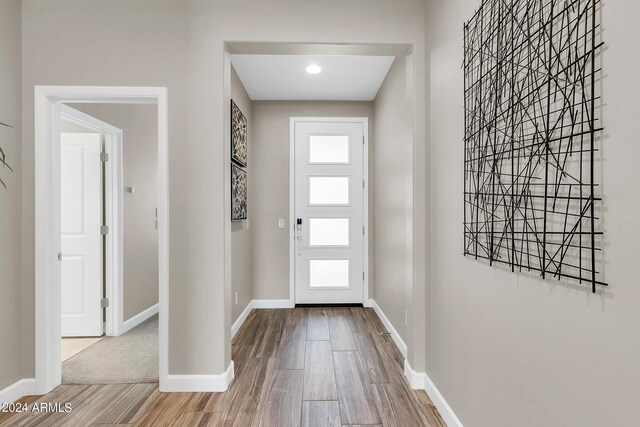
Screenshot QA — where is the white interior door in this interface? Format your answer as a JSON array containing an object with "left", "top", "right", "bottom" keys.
[
  {"left": 294, "top": 120, "right": 366, "bottom": 304},
  {"left": 60, "top": 133, "right": 103, "bottom": 337}
]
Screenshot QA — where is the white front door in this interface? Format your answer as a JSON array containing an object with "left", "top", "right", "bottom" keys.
[
  {"left": 60, "top": 133, "right": 103, "bottom": 337},
  {"left": 294, "top": 120, "right": 366, "bottom": 304}
]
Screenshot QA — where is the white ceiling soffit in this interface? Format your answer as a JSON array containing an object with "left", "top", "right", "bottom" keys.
[{"left": 230, "top": 54, "right": 396, "bottom": 101}]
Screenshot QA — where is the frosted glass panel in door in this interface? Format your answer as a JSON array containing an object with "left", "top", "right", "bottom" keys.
[
  {"left": 309, "top": 259, "right": 350, "bottom": 287},
  {"left": 309, "top": 135, "right": 349, "bottom": 163},
  {"left": 309, "top": 218, "right": 349, "bottom": 246},
  {"left": 309, "top": 176, "right": 349, "bottom": 205}
]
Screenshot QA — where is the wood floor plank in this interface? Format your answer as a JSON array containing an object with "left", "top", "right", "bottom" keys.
[
  {"left": 66, "top": 383, "right": 158, "bottom": 425},
  {"left": 129, "top": 390, "right": 206, "bottom": 426},
  {"left": 259, "top": 370, "right": 304, "bottom": 427},
  {"left": 301, "top": 401, "right": 340, "bottom": 427},
  {"left": 275, "top": 325, "right": 306, "bottom": 370},
  {"left": 361, "top": 308, "right": 388, "bottom": 334},
  {"left": 413, "top": 390, "right": 447, "bottom": 427},
  {"left": 303, "top": 341, "right": 337, "bottom": 400},
  {"left": 254, "top": 319, "right": 283, "bottom": 359},
  {"left": 332, "top": 351, "right": 381, "bottom": 425},
  {"left": 347, "top": 307, "right": 371, "bottom": 333},
  {"left": 306, "top": 308, "right": 330, "bottom": 341},
  {"left": 233, "top": 310, "right": 261, "bottom": 346},
  {"left": 354, "top": 333, "right": 390, "bottom": 384},
  {"left": 215, "top": 352, "right": 271, "bottom": 425},
  {"left": 169, "top": 411, "right": 219, "bottom": 426},
  {"left": 285, "top": 308, "right": 308, "bottom": 326},
  {"left": 3, "top": 308, "right": 444, "bottom": 427},
  {"left": 328, "top": 311, "right": 357, "bottom": 351},
  {"left": 370, "top": 383, "right": 429, "bottom": 427},
  {"left": 0, "top": 395, "right": 40, "bottom": 425},
  {"left": 4, "top": 384, "right": 94, "bottom": 427}
]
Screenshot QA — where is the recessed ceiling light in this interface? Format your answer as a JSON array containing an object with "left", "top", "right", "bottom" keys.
[{"left": 305, "top": 64, "right": 322, "bottom": 74}]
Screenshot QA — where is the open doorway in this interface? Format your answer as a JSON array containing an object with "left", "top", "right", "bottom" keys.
[
  {"left": 34, "top": 86, "right": 169, "bottom": 395},
  {"left": 225, "top": 46, "right": 412, "bottom": 313},
  {"left": 57, "top": 103, "right": 159, "bottom": 384}
]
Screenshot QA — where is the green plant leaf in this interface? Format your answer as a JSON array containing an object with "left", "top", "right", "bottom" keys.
[{"left": 0, "top": 121, "right": 12, "bottom": 128}]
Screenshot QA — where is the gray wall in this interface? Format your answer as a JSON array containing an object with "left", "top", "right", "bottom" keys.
[
  {"left": 20, "top": 0, "right": 427, "bottom": 378},
  {"left": 251, "top": 101, "right": 374, "bottom": 301},
  {"left": 20, "top": 0, "right": 206, "bottom": 376},
  {"left": 230, "top": 66, "right": 253, "bottom": 323},
  {"left": 0, "top": 0, "right": 24, "bottom": 390},
  {"left": 71, "top": 104, "right": 159, "bottom": 322},
  {"left": 425, "top": 0, "right": 640, "bottom": 425},
  {"left": 372, "top": 57, "right": 412, "bottom": 341}
]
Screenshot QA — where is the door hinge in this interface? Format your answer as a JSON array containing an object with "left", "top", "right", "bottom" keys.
[
  {"left": 363, "top": 271, "right": 365, "bottom": 281},
  {"left": 58, "top": 252, "right": 62, "bottom": 261},
  {"left": 100, "top": 152, "right": 109, "bottom": 162},
  {"left": 100, "top": 298, "right": 110, "bottom": 308},
  {"left": 363, "top": 180, "right": 365, "bottom": 189},
  {"left": 363, "top": 225, "right": 365, "bottom": 235},
  {"left": 101, "top": 225, "right": 109, "bottom": 235}
]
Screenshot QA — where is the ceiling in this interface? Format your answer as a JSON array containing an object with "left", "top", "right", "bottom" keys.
[{"left": 230, "top": 54, "right": 395, "bottom": 101}]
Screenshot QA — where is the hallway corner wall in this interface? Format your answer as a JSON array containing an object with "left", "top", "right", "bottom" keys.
[
  {"left": 372, "top": 57, "right": 412, "bottom": 343},
  {"left": 230, "top": 65, "right": 254, "bottom": 324}
]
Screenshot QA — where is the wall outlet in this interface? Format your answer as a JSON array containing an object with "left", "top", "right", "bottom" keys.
[{"left": 235, "top": 291, "right": 238, "bottom": 306}]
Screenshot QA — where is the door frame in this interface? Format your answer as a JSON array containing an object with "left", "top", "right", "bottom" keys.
[
  {"left": 34, "top": 86, "right": 169, "bottom": 394},
  {"left": 289, "top": 117, "right": 369, "bottom": 306},
  {"left": 60, "top": 104, "right": 124, "bottom": 337}
]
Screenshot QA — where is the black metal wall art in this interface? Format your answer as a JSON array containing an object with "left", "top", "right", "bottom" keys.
[
  {"left": 463, "top": 0, "right": 606, "bottom": 292},
  {"left": 231, "top": 100, "right": 248, "bottom": 167},
  {"left": 231, "top": 163, "right": 247, "bottom": 221}
]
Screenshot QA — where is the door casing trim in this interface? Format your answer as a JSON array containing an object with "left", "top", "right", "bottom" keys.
[
  {"left": 289, "top": 117, "right": 369, "bottom": 306},
  {"left": 34, "top": 86, "right": 169, "bottom": 394}
]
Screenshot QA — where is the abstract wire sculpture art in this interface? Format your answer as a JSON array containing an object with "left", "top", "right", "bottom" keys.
[{"left": 463, "top": 0, "right": 606, "bottom": 292}]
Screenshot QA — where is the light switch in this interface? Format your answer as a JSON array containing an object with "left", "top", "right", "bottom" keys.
[{"left": 278, "top": 218, "right": 286, "bottom": 229}]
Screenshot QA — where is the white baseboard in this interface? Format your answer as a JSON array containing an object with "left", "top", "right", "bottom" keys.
[
  {"left": 369, "top": 299, "right": 407, "bottom": 357},
  {"left": 404, "top": 360, "right": 463, "bottom": 427},
  {"left": 252, "top": 299, "right": 294, "bottom": 309},
  {"left": 0, "top": 378, "right": 36, "bottom": 404},
  {"left": 363, "top": 298, "right": 374, "bottom": 308},
  {"left": 161, "top": 361, "right": 234, "bottom": 392},
  {"left": 232, "top": 301, "right": 254, "bottom": 338},
  {"left": 121, "top": 303, "right": 159, "bottom": 335}
]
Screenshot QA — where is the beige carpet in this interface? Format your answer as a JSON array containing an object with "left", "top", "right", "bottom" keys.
[{"left": 62, "top": 315, "right": 158, "bottom": 384}]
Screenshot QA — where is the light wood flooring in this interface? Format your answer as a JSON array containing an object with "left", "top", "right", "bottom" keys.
[
  {"left": 61, "top": 337, "right": 104, "bottom": 362},
  {"left": 0, "top": 307, "right": 445, "bottom": 426}
]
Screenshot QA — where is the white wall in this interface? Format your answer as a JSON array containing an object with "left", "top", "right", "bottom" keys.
[
  {"left": 372, "top": 57, "right": 412, "bottom": 341},
  {"left": 230, "top": 66, "right": 253, "bottom": 323},
  {"left": 0, "top": 0, "right": 24, "bottom": 390},
  {"left": 425, "top": 0, "right": 640, "bottom": 425},
  {"left": 251, "top": 101, "right": 374, "bottom": 301},
  {"left": 71, "top": 104, "right": 159, "bottom": 322}
]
